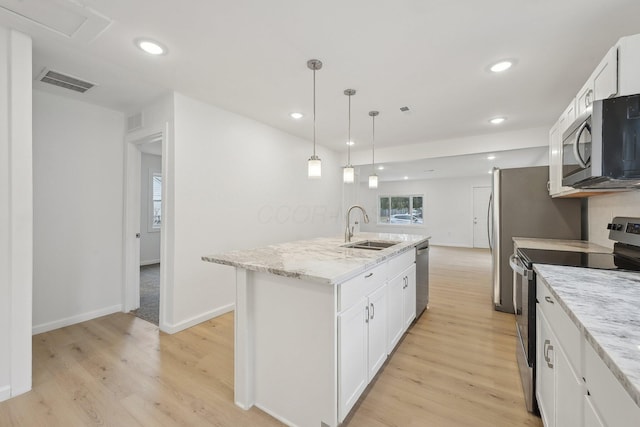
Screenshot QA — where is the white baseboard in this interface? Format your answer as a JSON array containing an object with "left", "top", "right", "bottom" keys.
[
  {"left": 140, "top": 259, "right": 160, "bottom": 266},
  {"left": 0, "top": 385, "right": 10, "bottom": 402},
  {"left": 32, "top": 304, "right": 123, "bottom": 335},
  {"left": 160, "top": 303, "right": 235, "bottom": 334}
]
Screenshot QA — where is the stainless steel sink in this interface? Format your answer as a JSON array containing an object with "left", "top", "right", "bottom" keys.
[{"left": 342, "top": 240, "right": 400, "bottom": 250}]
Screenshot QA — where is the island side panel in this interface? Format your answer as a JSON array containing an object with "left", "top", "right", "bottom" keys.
[
  {"left": 234, "top": 268, "right": 255, "bottom": 409},
  {"left": 251, "top": 271, "right": 338, "bottom": 427}
]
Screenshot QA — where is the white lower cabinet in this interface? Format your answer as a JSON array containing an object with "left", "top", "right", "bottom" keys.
[
  {"left": 402, "top": 264, "right": 416, "bottom": 329},
  {"left": 367, "top": 284, "right": 388, "bottom": 381},
  {"left": 387, "top": 263, "right": 416, "bottom": 352},
  {"left": 338, "top": 250, "right": 416, "bottom": 422},
  {"left": 338, "top": 297, "right": 368, "bottom": 420},
  {"left": 536, "top": 278, "right": 640, "bottom": 427}
]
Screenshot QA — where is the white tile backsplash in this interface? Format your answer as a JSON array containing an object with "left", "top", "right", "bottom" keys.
[{"left": 588, "top": 191, "right": 640, "bottom": 248}]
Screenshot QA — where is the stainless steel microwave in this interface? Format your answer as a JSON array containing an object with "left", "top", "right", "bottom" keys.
[{"left": 562, "top": 94, "right": 640, "bottom": 188}]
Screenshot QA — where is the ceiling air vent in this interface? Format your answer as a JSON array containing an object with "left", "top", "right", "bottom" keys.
[{"left": 38, "top": 69, "right": 95, "bottom": 93}]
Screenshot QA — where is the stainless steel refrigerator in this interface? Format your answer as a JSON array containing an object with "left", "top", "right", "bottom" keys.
[{"left": 490, "top": 166, "right": 582, "bottom": 313}]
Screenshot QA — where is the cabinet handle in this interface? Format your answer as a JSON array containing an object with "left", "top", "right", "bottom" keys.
[
  {"left": 365, "top": 305, "right": 369, "bottom": 323},
  {"left": 364, "top": 272, "right": 373, "bottom": 278},
  {"left": 370, "top": 303, "right": 375, "bottom": 320},
  {"left": 585, "top": 89, "right": 593, "bottom": 107},
  {"left": 544, "top": 296, "right": 554, "bottom": 304},
  {"left": 543, "top": 340, "right": 554, "bottom": 369}
]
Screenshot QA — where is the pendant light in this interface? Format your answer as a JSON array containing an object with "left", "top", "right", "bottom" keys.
[
  {"left": 368, "top": 111, "right": 379, "bottom": 189},
  {"left": 307, "top": 59, "right": 323, "bottom": 179},
  {"left": 343, "top": 89, "right": 356, "bottom": 184}
]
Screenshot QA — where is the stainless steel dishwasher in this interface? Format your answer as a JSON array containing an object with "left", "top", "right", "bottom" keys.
[{"left": 415, "top": 241, "right": 429, "bottom": 319}]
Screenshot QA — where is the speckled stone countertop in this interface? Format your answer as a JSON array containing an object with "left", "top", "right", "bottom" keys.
[
  {"left": 202, "top": 233, "right": 430, "bottom": 285},
  {"left": 534, "top": 264, "right": 640, "bottom": 406},
  {"left": 513, "top": 237, "right": 611, "bottom": 253}
]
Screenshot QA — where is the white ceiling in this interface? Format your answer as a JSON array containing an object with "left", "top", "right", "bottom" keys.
[
  {"left": 2, "top": 0, "right": 640, "bottom": 156},
  {"left": 357, "top": 145, "right": 549, "bottom": 182}
]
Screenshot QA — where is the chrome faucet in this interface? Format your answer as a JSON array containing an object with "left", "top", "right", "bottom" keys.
[{"left": 345, "top": 205, "right": 370, "bottom": 242}]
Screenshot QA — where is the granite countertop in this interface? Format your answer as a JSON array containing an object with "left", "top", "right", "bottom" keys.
[
  {"left": 202, "top": 232, "right": 430, "bottom": 285},
  {"left": 534, "top": 264, "right": 640, "bottom": 407},
  {"left": 513, "top": 237, "right": 611, "bottom": 253}
]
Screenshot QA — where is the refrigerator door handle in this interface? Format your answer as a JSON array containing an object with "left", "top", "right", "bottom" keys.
[{"left": 487, "top": 193, "right": 493, "bottom": 251}]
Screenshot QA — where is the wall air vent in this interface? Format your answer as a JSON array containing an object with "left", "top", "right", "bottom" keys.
[{"left": 38, "top": 69, "right": 95, "bottom": 93}]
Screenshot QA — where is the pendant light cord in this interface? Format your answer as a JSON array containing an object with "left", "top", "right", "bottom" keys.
[
  {"left": 313, "top": 68, "right": 316, "bottom": 157},
  {"left": 347, "top": 93, "right": 351, "bottom": 165},
  {"left": 372, "top": 114, "right": 375, "bottom": 171}
]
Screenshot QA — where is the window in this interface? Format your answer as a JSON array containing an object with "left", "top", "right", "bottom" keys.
[
  {"left": 378, "top": 195, "right": 423, "bottom": 225},
  {"left": 150, "top": 172, "right": 162, "bottom": 230}
]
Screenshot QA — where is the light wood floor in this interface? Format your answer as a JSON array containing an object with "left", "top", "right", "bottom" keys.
[{"left": 0, "top": 246, "right": 542, "bottom": 426}]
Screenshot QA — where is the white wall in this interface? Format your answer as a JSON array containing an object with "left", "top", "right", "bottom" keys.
[
  {"left": 588, "top": 191, "right": 640, "bottom": 249},
  {"left": 360, "top": 175, "right": 492, "bottom": 247},
  {"left": 0, "top": 27, "right": 32, "bottom": 402},
  {"left": 140, "top": 153, "right": 161, "bottom": 265},
  {"left": 32, "top": 90, "right": 125, "bottom": 334},
  {"left": 166, "top": 92, "right": 342, "bottom": 332}
]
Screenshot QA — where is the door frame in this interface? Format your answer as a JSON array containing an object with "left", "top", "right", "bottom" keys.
[{"left": 123, "top": 123, "right": 170, "bottom": 330}]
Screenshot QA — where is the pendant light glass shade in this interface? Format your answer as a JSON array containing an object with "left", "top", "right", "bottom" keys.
[
  {"left": 343, "top": 166, "right": 355, "bottom": 183},
  {"left": 308, "top": 156, "right": 322, "bottom": 178},
  {"left": 368, "top": 174, "right": 378, "bottom": 188},
  {"left": 307, "top": 59, "right": 322, "bottom": 179},
  {"left": 368, "top": 110, "right": 379, "bottom": 189},
  {"left": 343, "top": 89, "right": 356, "bottom": 183}
]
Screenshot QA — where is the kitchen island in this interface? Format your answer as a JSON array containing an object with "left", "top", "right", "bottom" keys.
[{"left": 202, "top": 232, "right": 429, "bottom": 427}]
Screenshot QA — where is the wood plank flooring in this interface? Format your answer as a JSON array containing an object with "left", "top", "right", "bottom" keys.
[{"left": 0, "top": 246, "right": 542, "bottom": 426}]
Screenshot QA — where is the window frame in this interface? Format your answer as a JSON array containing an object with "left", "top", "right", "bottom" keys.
[
  {"left": 148, "top": 170, "right": 162, "bottom": 233},
  {"left": 377, "top": 194, "right": 424, "bottom": 226}
]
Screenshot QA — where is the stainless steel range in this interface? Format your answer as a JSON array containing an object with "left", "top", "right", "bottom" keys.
[{"left": 510, "top": 216, "right": 640, "bottom": 414}]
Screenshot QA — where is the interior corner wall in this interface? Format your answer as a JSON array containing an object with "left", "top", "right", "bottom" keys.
[
  {"left": 32, "top": 90, "right": 125, "bottom": 334},
  {"left": 167, "top": 92, "right": 342, "bottom": 332},
  {"left": 0, "top": 27, "right": 32, "bottom": 402},
  {"left": 140, "top": 153, "right": 162, "bottom": 265},
  {"left": 359, "top": 175, "right": 492, "bottom": 247}
]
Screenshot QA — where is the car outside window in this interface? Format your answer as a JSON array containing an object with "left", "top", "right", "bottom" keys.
[{"left": 378, "top": 195, "right": 423, "bottom": 225}]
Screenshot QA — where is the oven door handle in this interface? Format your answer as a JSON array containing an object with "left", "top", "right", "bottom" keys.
[{"left": 509, "top": 254, "right": 532, "bottom": 280}]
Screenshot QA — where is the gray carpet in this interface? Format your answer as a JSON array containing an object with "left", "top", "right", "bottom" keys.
[{"left": 133, "top": 264, "right": 160, "bottom": 325}]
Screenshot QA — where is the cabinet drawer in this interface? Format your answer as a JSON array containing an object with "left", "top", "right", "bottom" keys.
[
  {"left": 339, "top": 262, "right": 387, "bottom": 312},
  {"left": 387, "top": 249, "right": 415, "bottom": 280},
  {"left": 537, "top": 278, "right": 582, "bottom": 374},
  {"left": 584, "top": 341, "right": 640, "bottom": 427}
]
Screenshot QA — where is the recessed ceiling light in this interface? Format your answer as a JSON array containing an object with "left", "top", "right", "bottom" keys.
[
  {"left": 135, "top": 38, "right": 167, "bottom": 55},
  {"left": 404, "top": 176, "right": 409, "bottom": 180},
  {"left": 488, "top": 170, "right": 493, "bottom": 174},
  {"left": 489, "top": 60, "right": 514, "bottom": 73},
  {"left": 346, "top": 141, "right": 355, "bottom": 146},
  {"left": 290, "top": 112, "right": 303, "bottom": 119},
  {"left": 487, "top": 155, "right": 496, "bottom": 160},
  {"left": 378, "top": 165, "right": 385, "bottom": 170},
  {"left": 489, "top": 117, "right": 506, "bottom": 125}
]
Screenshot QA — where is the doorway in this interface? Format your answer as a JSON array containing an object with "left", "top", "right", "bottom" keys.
[
  {"left": 123, "top": 126, "right": 168, "bottom": 330},
  {"left": 472, "top": 186, "right": 491, "bottom": 248},
  {"left": 134, "top": 146, "right": 162, "bottom": 325}
]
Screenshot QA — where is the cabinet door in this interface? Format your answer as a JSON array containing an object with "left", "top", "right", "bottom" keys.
[
  {"left": 555, "top": 342, "right": 584, "bottom": 427},
  {"left": 536, "top": 307, "right": 555, "bottom": 427},
  {"left": 593, "top": 47, "right": 618, "bottom": 100},
  {"left": 367, "top": 284, "right": 388, "bottom": 381},
  {"left": 338, "top": 297, "right": 368, "bottom": 421},
  {"left": 403, "top": 264, "right": 417, "bottom": 329},
  {"left": 387, "top": 273, "right": 404, "bottom": 352},
  {"left": 584, "top": 395, "right": 606, "bottom": 427}
]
